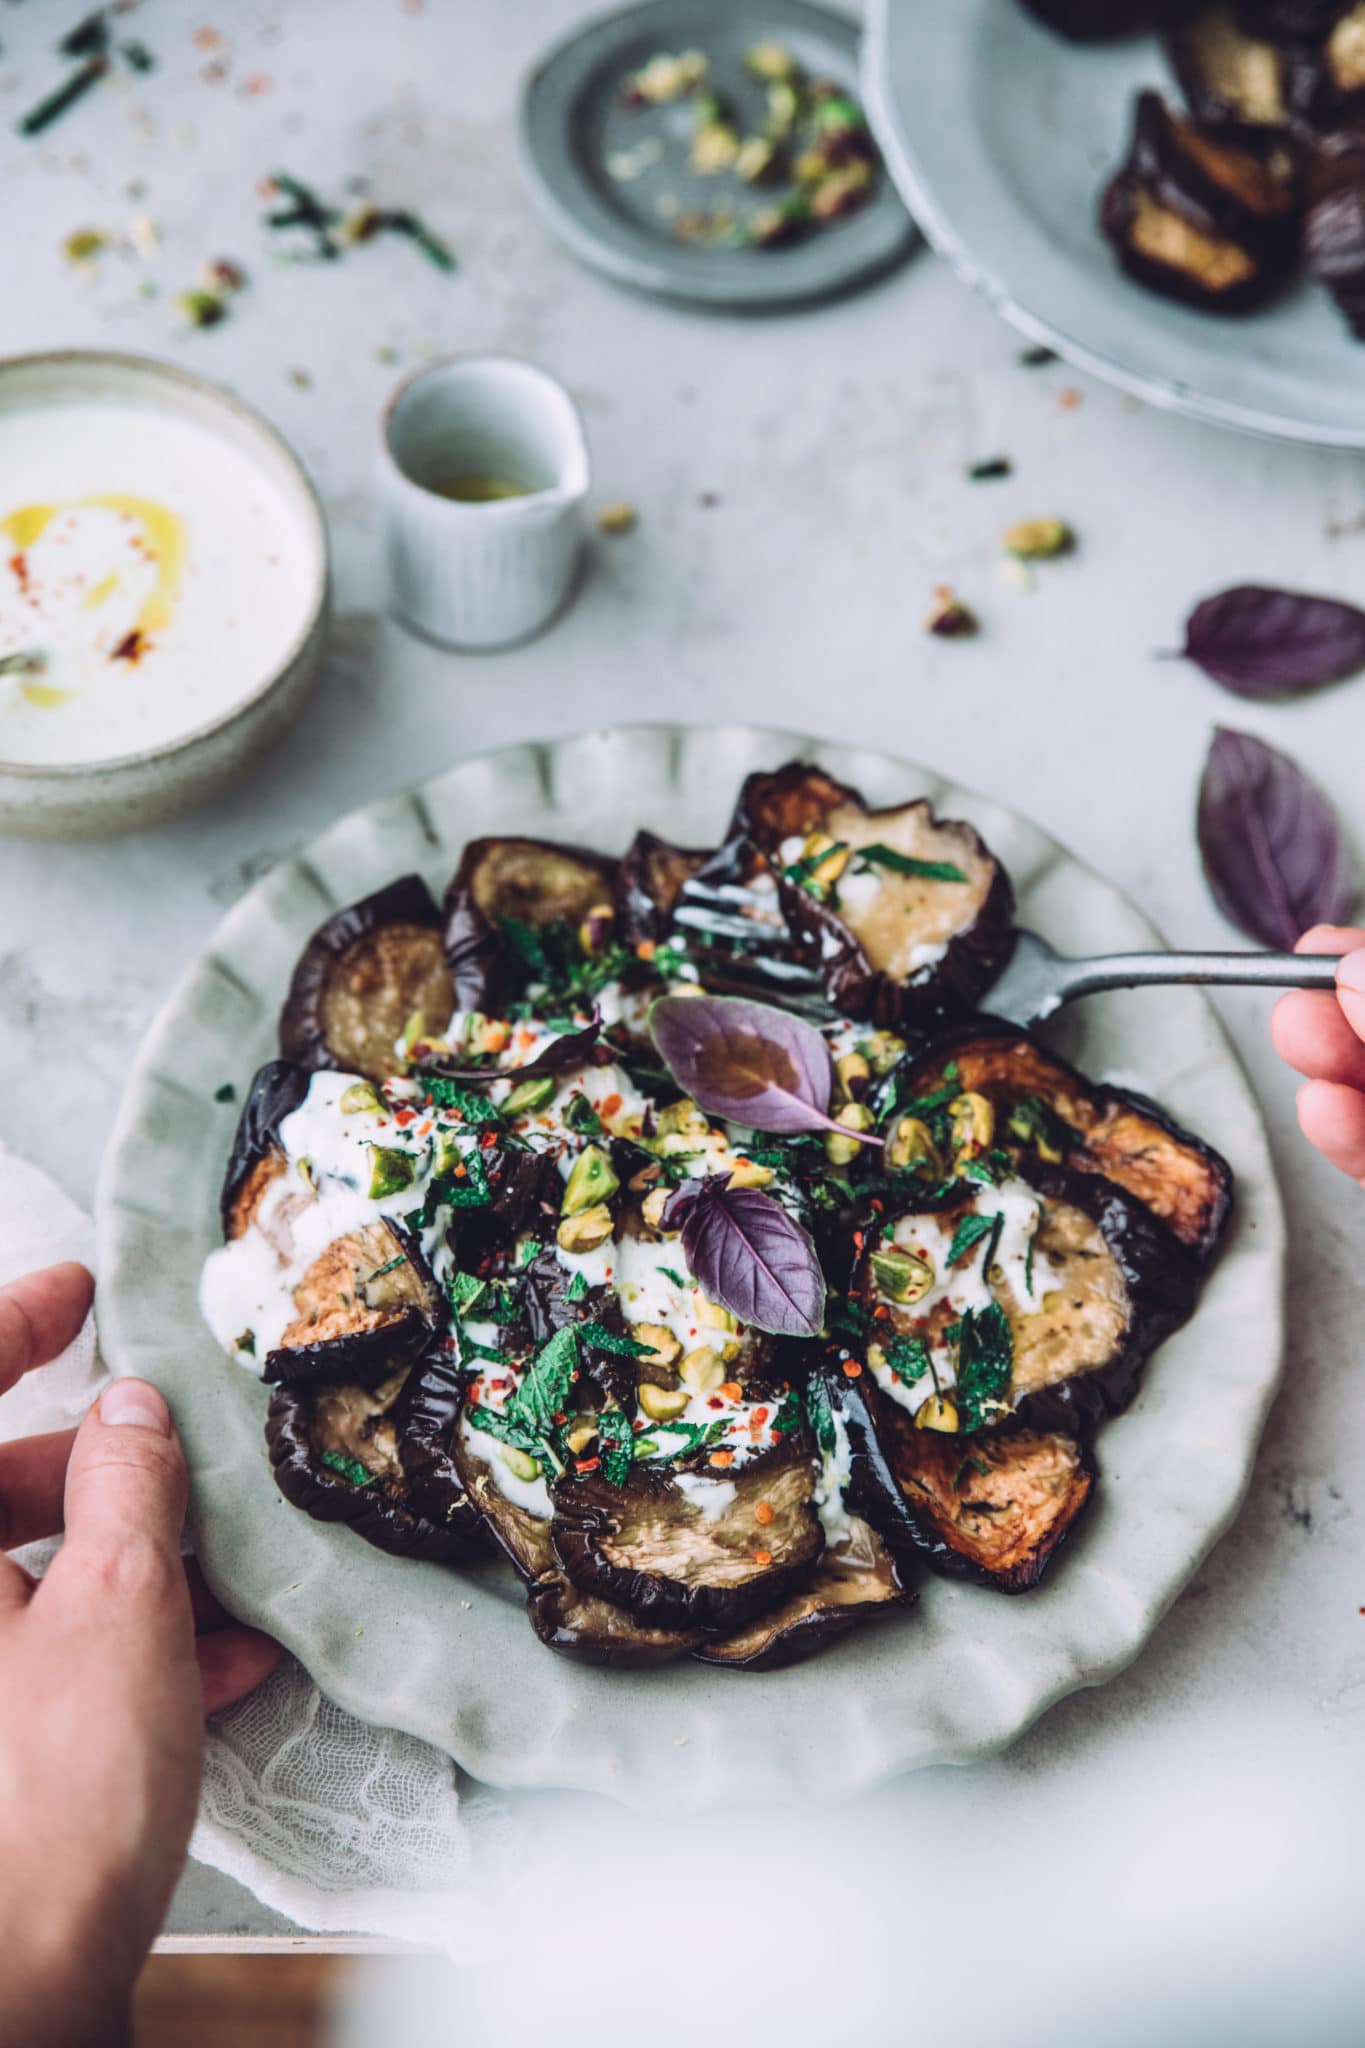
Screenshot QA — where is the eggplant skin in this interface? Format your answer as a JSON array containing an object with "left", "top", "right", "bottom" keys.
[
  {"left": 693, "top": 1515, "right": 912, "bottom": 1671},
  {"left": 1020, "top": 0, "right": 1203, "bottom": 36},
  {"left": 525, "top": 1571, "right": 700, "bottom": 1667},
  {"left": 730, "top": 762, "right": 1016, "bottom": 1031},
  {"left": 1100, "top": 92, "right": 1301, "bottom": 313},
  {"left": 279, "top": 875, "right": 454, "bottom": 1082},
  {"left": 550, "top": 1442, "right": 825, "bottom": 1635},
  {"left": 265, "top": 1378, "right": 475, "bottom": 1567},
  {"left": 391, "top": 1353, "right": 491, "bottom": 1559},
  {"left": 824, "top": 1361, "right": 1095, "bottom": 1593},
  {"left": 616, "top": 830, "right": 711, "bottom": 948},
  {"left": 892, "top": 1021, "right": 1234, "bottom": 1261},
  {"left": 220, "top": 1060, "right": 312, "bottom": 1239}
]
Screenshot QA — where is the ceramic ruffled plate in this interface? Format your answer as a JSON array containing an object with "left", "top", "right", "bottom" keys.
[
  {"left": 96, "top": 727, "right": 1284, "bottom": 1810},
  {"left": 863, "top": 0, "right": 1365, "bottom": 448}
]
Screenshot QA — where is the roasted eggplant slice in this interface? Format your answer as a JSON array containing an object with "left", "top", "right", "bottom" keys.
[
  {"left": 693, "top": 1514, "right": 911, "bottom": 1670},
  {"left": 822, "top": 1359, "right": 1095, "bottom": 1592},
  {"left": 1020, "top": 0, "right": 1204, "bottom": 36},
  {"left": 525, "top": 1570, "right": 700, "bottom": 1666},
  {"left": 265, "top": 1367, "right": 475, "bottom": 1566},
  {"left": 1307, "top": 129, "right": 1365, "bottom": 333},
  {"left": 392, "top": 1352, "right": 492, "bottom": 1557},
  {"left": 853, "top": 1167, "right": 1201, "bottom": 1436},
  {"left": 1101, "top": 91, "right": 1301, "bottom": 311},
  {"left": 219, "top": 1060, "right": 311, "bottom": 1239},
  {"left": 440, "top": 836, "right": 620, "bottom": 1006},
  {"left": 262, "top": 1218, "right": 438, "bottom": 1388},
  {"left": 279, "top": 876, "right": 454, "bottom": 1082},
  {"left": 616, "top": 830, "right": 711, "bottom": 948},
  {"left": 731, "top": 763, "right": 1015, "bottom": 1031},
  {"left": 887, "top": 1023, "right": 1233, "bottom": 1259},
  {"left": 550, "top": 1441, "right": 824, "bottom": 1634}
]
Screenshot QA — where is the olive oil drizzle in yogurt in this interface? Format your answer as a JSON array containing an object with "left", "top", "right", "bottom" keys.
[{"left": 1, "top": 494, "right": 185, "bottom": 707}]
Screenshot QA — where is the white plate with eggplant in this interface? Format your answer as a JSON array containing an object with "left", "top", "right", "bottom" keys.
[
  {"left": 97, "top": 726, "right": 1283, "bottom": 1807},
  {"left": 864, "top": 0, "right": 1365, "bottom": 447}
]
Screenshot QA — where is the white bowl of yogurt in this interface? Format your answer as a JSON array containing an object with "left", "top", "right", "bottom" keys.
[{"left": 0, "top": 351, "right": 328, "bottom": 838}]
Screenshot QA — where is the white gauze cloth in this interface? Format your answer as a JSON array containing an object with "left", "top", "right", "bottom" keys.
[{"left": 0, "top": 1143, "right": 482, "bottom": 1946}]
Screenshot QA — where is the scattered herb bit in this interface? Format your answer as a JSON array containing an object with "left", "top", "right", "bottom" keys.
[
  {"left": 658, "top": 1265, "right": 688, "bottom": 1290},
  {"left": 576, "top": 1322, "right": 654, "bottom": 1359},
  {"left": 0, "top": 651, "right": 49, "bottom": 679},
  {"left": 1007, "top": 1093, "right": 1074, "bottom": 1163},
  {"left": 321, "top": 1449, "right": 375, "bottom": 1488},
  {"left": 1003, "top": 517, "right": 1074, "bottom": 561},
  {"left": 564, "top": 1271, "right": 590, "bottom": 1305},
  {"left": 1180, "top": 584, "right": 1365, "bottom": 700},
  {"left": 968, "top": 457, "right": 1012, "bottom": 481},
  {"left": 597, "top": 1408, "right": 634, "bottom": 1487},
  {"left": 122, "top": 39, "right": 155, "bottom": 73},
  {"left": 261, "top": 171, "right": 341, "bottom": 258},
  {"left": 505, "top": 1326, "right": 580, "bottom": 1440},
  {"left": 855, "top": 844, "right": 969, "bottom": 885},
  {"left": 927, "top": 588, "right": 979, "bottom": 639},
  {"left": 563, "top": 1092, "right": 604, "bottom": 1136},
  {"left": 60, "top": 12, "right": 110, "bottom": 60},
  {"left": 598, "top": 501, "right": 638, "bottom": 536},
  {"left": 1197, "top": 727, "right": 1353, "bottom": 950},
  {"left": 421, "top": 1077, "right": 505, "bottom": 1125},
  {"left": 19, "top": 54, "right": 109, "bottom": 138},
  {"left": 213, "top": 1081, "right": 237, "bottom": 1104},
  {"left": 342, "top": 204, "right": 457, "bottom": 273},
  {"left": 447, "top": 1271, "right": 490, "bottom": 1316},
  {"left": 955, "top": 1302, "right": 1014, "bottom": 1434},
  {"left": 953, "top": 1453, "right": 992, "bottom": 1491},
  {"left": 884, "top": 1333, "right": 932, "bottom": 1387},
  {"left": 947, "top": 1211, "right": 1002, "bottom": 1266},
  {"left": 633, "top": 1416, "right": 729, "bottom": 1462},
  {"left": 1018, "top": 345, "right": 1057, "bottom": 367},
  {"left": 805, "top": 1373, "right": 837, "bottom": 1454}
]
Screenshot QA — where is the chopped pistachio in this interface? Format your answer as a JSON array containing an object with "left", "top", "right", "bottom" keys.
[
  {"left": 176, "top": 287, "right": 228, "bottom": 328},
  {"left": 63, "top": 227, "right": 107, "bottom": 266},
  {"left": 926, "top": 588, "right": 979, "bottom": 639},
  {"left": 691, "top": 115, "right": 740, "bottom": 176},
  {"left": 734, "top": 135, "right": 778, "bottom": 184},
  {"left": 825, "top": 1100, "right": 875, "bottom": 1167},
  {"left": 638, "top": 1383, "right": 689, "bottom": 1422},
  {"left": 915, "top": 1394, "right": 960, "bottom": 1434},
  {"left": 746, "top": 41, "right": 796, "bottom": 83},
  {"left": 598, "top": 501, "right": 638, "bottom": 536},
  {"left": 624, "top": 49, "right": 708, "bottom": 105},
  {"left": 1003, "top": 516, "right": 1074, "bottom": 560},
  {"left": 556, "top": 1203, "right": 614, "bottom": 1254}
]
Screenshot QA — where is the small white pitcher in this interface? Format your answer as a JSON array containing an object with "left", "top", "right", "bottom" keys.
[{"left": 380, "top": 355, "right": 590, "bottom": 650}]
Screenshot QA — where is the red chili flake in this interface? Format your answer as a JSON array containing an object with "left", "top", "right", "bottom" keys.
[
  {"left": 842, "top": 1360, "right": 863, "bottom": 1377},
  {"left": 707, "top": 1396, "right": 724, "bottom": 1410},
  {"left": 452, "top": 1162, "right": 468, "bottom": 1179},
  {"left": 8, "top": 552, "right": 28, "bottom": 594},
  {"left": 193, "top": 27, "right": 223, "bottom": 50},
  {"left": 393, "top": 1107, "right": 415, "bottom": 1126},
  {"left": 1058, "top": 387, "right": 1082, "bottom": 411},
  {"left": 751, "top": 1406, "right": 769, "bottom": 1425},
  {"left": 872, "top": 1304, "right": 890, "bottom": 1321},
  {"left": 753, "top": 1549, "right": 773, "bottom": 1566},
  {"left": 852, "top": 1230, "right": 864, "bottom": 1253},
  {"left": 480, "top": 1130, "right": 498, "bottom": 1149},
  {"left": 110, "top": 629, "right": 148, "bottom": 665},
  {"left": 553, "top": 1411, "right": 567, "bottom": 1426},
  {"left": 575, "top": 1456, "right": 601, "bottom": 1474}
]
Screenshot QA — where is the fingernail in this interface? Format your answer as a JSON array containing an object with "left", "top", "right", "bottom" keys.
[
  {"left": 1339, "top": 948, "right": 1365, "bottom": 994},
  {"left": 100, "top": 1379, "right": 172, "bottom": 1435}
]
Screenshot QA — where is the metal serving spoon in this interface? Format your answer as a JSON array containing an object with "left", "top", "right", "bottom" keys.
[{"left": 671, "top": 877, "right": 1345, "bottom": 1030}]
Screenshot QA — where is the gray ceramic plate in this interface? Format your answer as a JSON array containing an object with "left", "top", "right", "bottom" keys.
[
  {"left": 519, "top": 0, "right": 916, "bottom": 309},
  {"left": 97, "top": 726, "right": 1284, "bottom": 1811},
  {"left": 863, "top": 0, "right": 1365, "bottom": 447}
]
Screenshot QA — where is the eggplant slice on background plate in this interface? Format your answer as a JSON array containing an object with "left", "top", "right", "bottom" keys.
[
  {"left": 280, "top": 876, "right": 455, "bottom": 1082},
  {"left": 724, "top": 761, "right": 1016, "bottom": 1030},
  {"left": 1101, "top": 90, "right": 1302, "bottom": 311}
]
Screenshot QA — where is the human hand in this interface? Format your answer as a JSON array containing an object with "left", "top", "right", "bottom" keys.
[
  {"left": 0, "top": 1262, "right": 280, "bottom": 2048},
  {"left": 1271, "top": 927, "right": 1365, "bottom": 1185}
]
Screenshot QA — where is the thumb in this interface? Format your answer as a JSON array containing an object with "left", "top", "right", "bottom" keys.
[
  {"left": 1337, "top": 946, "right": 1365, "bottom": 1047},
  {"left": 42, "top": 1380, "right": 190, "bottom": 1637}
]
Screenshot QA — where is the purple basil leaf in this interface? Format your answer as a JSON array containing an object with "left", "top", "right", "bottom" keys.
[
  {"left": 650, "top": 993, "right": 879, "bottom": 1144},
  {"left": 1197, "top": 728, "right": 1354, "bottom": 949},
  {"left": 1182, "top": 585, "right": 1365, "bottom": 699},
  {"left": 677, "top": 1176, "right": 827, "bottom": 1339},
  {"left": 419, "top": 1011, "right": 604, "bottom": 1085}
]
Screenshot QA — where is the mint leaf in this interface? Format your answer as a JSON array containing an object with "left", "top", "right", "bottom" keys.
[
  {"left": 597, "top": 1408, "right": 634, "bottom": 1487},
  {"left": 564, "top": 1271, "right": 589, "bottom": 1304},
  {"left": 658, "top": 1266, "right": 688, "bottom": 1289},
  {"left": 884, "top": 1334, "right": 932, "bottom": 1387},
  {"left": 421, "top": 1077, "right": 505, "bottom": 1125},
  {"left": 955, "top": 1302, "right": 1014, "bottom": 1434},
  {"left": 447, "top": 1271, "right": 488, "bottom": 1315},
  {"left": 505, "top": 1326, "right": 579, "bottom": 1438},
  {"left": 320, "top": 1448, "right": 375, "bottom": 1488},
  {"left": 805, "top": 1374, "right": 836, "bottom": 1455},
  {"left": 576, "top": 1322, "right": 653, "bottom": 1358}
]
